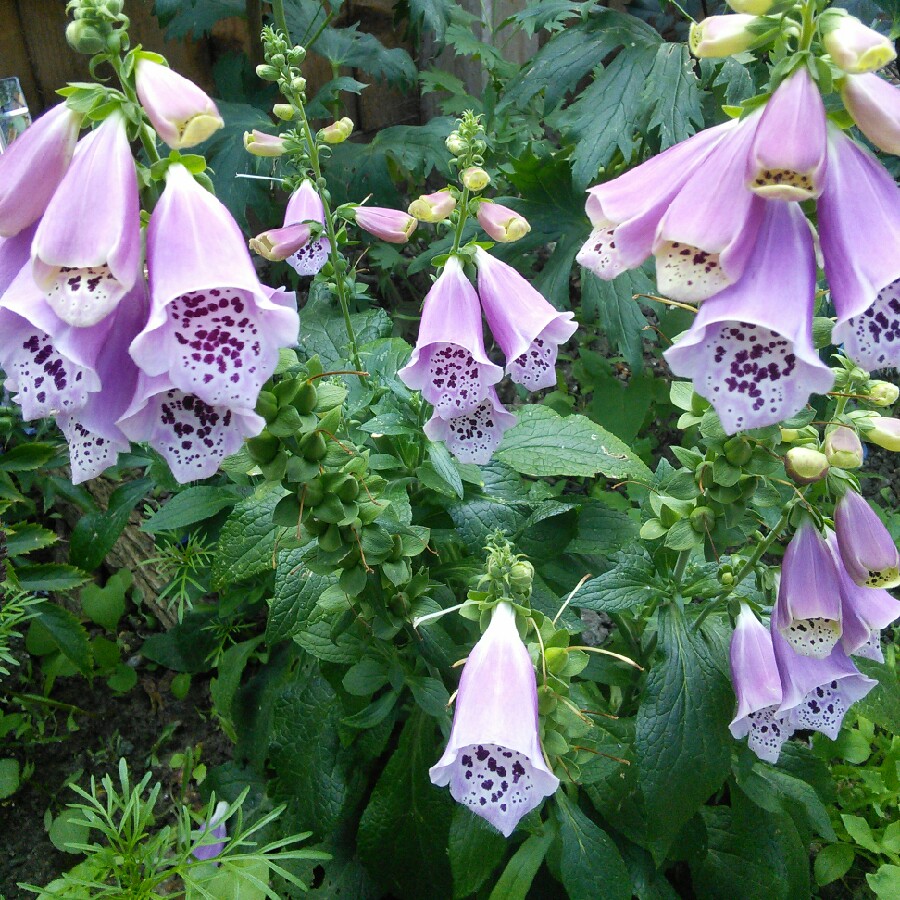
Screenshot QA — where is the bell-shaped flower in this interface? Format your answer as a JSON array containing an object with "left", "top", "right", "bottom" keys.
[
  {"left": 826, "top": 530, "right": 900, "bottom": 662},
  {"left": 747, "top": 67, "right": 827, "bottom": 201},
  {"left": 834, "top": 489, "right": 900, "bottom": 589},
  {"left": 354, "top": 207, "right": 417, "bottom": 243},
  {"left": 429, "top": 602, "right": 559, "bottom": 836},
  {"left": 0, "top": 103, "right": 81, "bottom": 238},
  {"left": 279, "top": 180, "right": 330, "bottom": 276},
  {"left": 821, "top": 127, "right": 900, "bottom": 371},
  {"left": 576, "top": 120, "right": 733, "bottom": 280},
  {"left": 664, "top": 202, "right": 833, "bottom": 433},
  {"left": 31, "top": 113, "right": 141, "bottom": 327},
  {"left": 772, "top": 622, "right": 876, "bottom": 739},
  {"left": 249, "top": 223, "right": 312, "bottom": 262},
  {"left": 117, "top": 372, "right": 264, "bottom": 484},
  {"left": 822, "top": 12, "right": 896, "bottom": 74},
  {"left": 243, "top": 129, "right": 287, "bottom": 157},
  {"left": 423, "top": 387, "right": 516, "bottom": 466},
  {"left": 192, "top": 801, "right": 229, "bottom": 863},
  {"left": 408, "top": 190, "right": 456, "bottom": 223},
  {"left": 0, "top": 224, "right": 37, "bottom": 299},
  {"left": 135, "top": 56, "right": 223, "bottom": 150},
  {"left": 729, "top": 604, "right": 794, "bottom": 763},
  {"left": 474, "top": 248, "right": 576, "bottom": 390},
  {"left": 824, "top": 425, "right": 864, "bottom": 469},
  {"left": 865, "top": 416, "right": 900, "bottom": 451},
  {"left": 131, "top": 164, "right": 299, "bottom": 410},
  {"left": 689, "top": 14, "right": 759, "bottom": 58},
  {"left": 841, "top": 73, "right": 900, "bottom": 157},
  {"left": 397, "top": 255, "right": 502, "bottom": 417},
  {"left": 476, "top": 202, "right": 531, "bottom": 243},
  {"left": 653, "top": 113, "right": 765, "bottom": 302},
  {"left": 773, "top": 519, "right": 843, "bottom": 658}
]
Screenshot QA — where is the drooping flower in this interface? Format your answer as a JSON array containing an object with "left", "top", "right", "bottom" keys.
[
  {"left": 664, "top": 201, "right": 833, "bottom": 433},
  {"left": 0, "top": 103, "right": 82, "bottom": 238},
  {"left": 834, "top": 489, "right": 900, "bottom": 589},
  {"left": 576, "top": 120, "right": 733, "bottom": 281},
  {"left": 130, "top": 164, "right": 299, "bottom": 409},
  {"left": 821, "top": 127, "right": 900, "bottom": 371},
  {"left": 826, "top": 530, "right": 900, "bottom": 662},
  {"left": 429, "top": 602, "right": 559, "bottom": 836},
  {"left": 0, "top": 224, "right": 37, "bottom": 298},
  {"left": 423, "top": 387, "right": 516, "bottom": 465},
  {"left": 320, "top": 117, "right": 353, "bottom": 144},
  {"left": 249, "top": 223, "right": 312, "bottom": 261},
  {"left": 823, "top": 425, "right": 864, "bottom": 469},
  {"left": 408, "top": 190, "right": 457, "bottom": 223},
  {"left": 243, "top": 129, "right": 287, "bottom": 157},
  {"left": 729, "top": 604, "right": 794, "bottom": 763},
  {"left": 474, "top": 248, "right": 576, "bottom": 391},
  {"left": 354, "top": 207, "right": 418, "bottom": 243},
  {"left": 772, "top": 518, "right": 843, "bottom": 658},
  {"left": 398, "top": 256, "right": 502, "bottom": 417},
  {"left": 865, "top": 416, "right": 900, "bottom": 451},
  {"left": 689, "top": 14, "right": 760, "bottom": 58},
  {"left": 772, "top": 622, "right": 877, "bottom": 739},
  {"left": 134, "top": 56, "right": 223, "bottom": 150},
  {"left": 842, "top": 73, "right": 900, "bottom": 156},
  {"left": 31, "top": 113, "right": 141, "bottom": 327},
  {"left": 821, "top": 12, "right": 897, "bottom": 74},
  {"left": 280, "top": 180, "right": 330, "bottom": 276},
  {"left": 192, "top": 801, "right": 229, "bottom": 863},
  {"left": 476, "top": 202, "right": 531, "bottom": 243},
  {"left": 461, "top": 166, "right": 491, "bottom": 192},
  {"left": 747, "top": 67, "right": 827, "bottom": 201}
]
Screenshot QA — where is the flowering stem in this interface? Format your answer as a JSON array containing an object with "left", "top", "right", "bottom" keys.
[
  {"left": 271, "top": 0, "right": 290, "bottom": 41},
  {"left": 672, "top": 549, "right": 691, "bottom": 584},
  {"left": 798, "top": 0, "right": 817, "bottom": 52},
  {"left": 448, "top": 185, "right": 471, "bottom": 258}
]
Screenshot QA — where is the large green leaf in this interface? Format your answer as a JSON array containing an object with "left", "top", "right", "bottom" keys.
[
  {"left": 266, "top": 548, "right": 336, "bottom": 644},
  {"left": 31, "top": 602, "right": 92, "bottom": 677},
  {"left": 142, "top": 485, "right": 245, "bottom": 533},
  {"left": 488, "top": 827, "right": 555, "bottom": 900},
  {"left": 574, "top": 548, "right": 660, "bottom": 613},
  {"left": 642, "top": 43, "right": 704, "bottom": 151},
  {"left": 448, "top": 806, "right": 508, "bottom": 899}
]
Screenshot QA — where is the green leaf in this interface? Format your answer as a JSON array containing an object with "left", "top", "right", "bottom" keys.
[
  {"left": 868, "top": 865, "right": 900, "bottom": 898},
  {"left": 210, "top": 637, "right": 263, "bottom": 730},
  {"left": 15, "top": 563, "right": 89, "bottom": 592},
  {"left": 408, "top": 0, "right": 452, "bottom": 40},
  {"left": 49, "top": 808, "right": 90, "bottom": 854},
  {"left": 142, "top": 485, "right": 244, "bottom": 533},
  {"left": 428, "top": 442, "right": 464, "bottom": 499},
  {"left": 841, "top": 814, "right": 879, "bottom": 853},
  {"left": 266, "top": 548, "right": 337, "bottom": 644},
  {"left": 566, "top": 502, "right": 639, "bottom": 558},
  {"left": 573, "top": 548, "right": 660, "bottom": 613},
  {"left": 555, "top": 792, "right": 631, "bottom": 900},
  {"left": 814, "top": 843, "right": 855, "bottom": 886},
  {"left": 300, "top": 290, "right": 393, "bottom": 368},
  {"left": 406, "top": 675, "right": 450, "bottom": 718},
  {"left": 80, "top": 569, "right": 131, "bottom": 632},
  {"left": 636, "top": 607, "right": 733, "bottom": 860},
  {"left": 0, "top": 758, "right": 20, "bottom": 799},
  {"left": 341, "top": 690, "right": 399, "bottom": 730},
  {"left": 152, "top": 0, "right": 244, "bottom": 38},
  {"left": 140, "top": 608, "right": 219, "bottom": 673},
  {"left": 854, "top": 657, "right": 900, "bottom": 732},
  {"left": 496, "top": 406, "right": 652, "bottom": 481},
  {"left": 5, "top": 524, "right": 57, "bottom": 557},
  {"left": 448, "top": 806, "right": 508, "bottom": 899},
  {"left": 32, "top": 602, "right": 92, "bottom": 677},
  {"left": 212, "top": 483, "right": 285, "bottom": 589},
  {"left": 641, "top": 43, "right": 704, "bottom": 151},
  {"left": 0, "top": 442, "right": 57, "bottom": 472},
  {"left": 357, "top": 712, "right": 454, "bottom": 900},
  {"left": 488, "top": 827, "right": 555, "bottom": 900}
]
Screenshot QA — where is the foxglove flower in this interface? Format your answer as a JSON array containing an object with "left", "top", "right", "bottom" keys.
[
  {"left": 773, "top": 518, "right": 843, "bottom": 658},
  {"left": 729, "top": 604, "right": 794, "bottom": 763},
  {"left": 118, "top": 372, "right": 264, "bottom": 483},
  {"left": 243, "top": 129, "right": 287, "bottom": 157},
  {"left": 130, "top": 164, "right": 299, "bottom": 409},
  {"left": 827, "top": 531, "right": 900, "bottom": 662},
  {"left": 576, "top": 120, "right": 733, "bottom": 280},
  {"left": 135, "top": 56, "right": 223, "bottom": 150},
  {"left": 821, "top": 128, "right": 900, "bottom": 370},
  {"left": 473, "top": 248, "right": 576, "bottom": 390},
  {"left": 865, "top": 416, "right": 900, "bottom": 451},
  {"left": 423, "top": 387, "right": 516, "bottom": 465},
  {"left": 408, "top": 190, "right": 456, "bottom": 222},
  {"left": 0, "top": 224, "right": 37, "bottom": 298},
  {"left": 747, "top": 67, "right": 827, "bottom": 201},
  {"left": 476, "top": 202, "right": 531, "bottom": 243},
  {"left": 689, "top": 14, "right": 760, "bottom": 58},
  {"left": 0, "top": 103, "right": 81, "bottom": 237},
  {"left": 664, "top": 202, "right": 833, "bottom": 433},
  {"left": 772, "top": 624, "right": 876, "bottom": 739},
  {"left": 249, "top": 223, "right": 312, "bottom": 262},
  {"left": 834, "top": 489, "right": 900, "bottom": 589},
  {"left": 31, "top": 113, "right": 141, "bottom": 327},
  {"left": 192, "top": 801, "right": 229, "bottom": 863},
  {"left": 429, "top": 602, "right": 559, "bottom": 836},
  {"left": 823, "top": 425, "right": 864, "bottom": 469},
  {"left": 398, "top": 256, "right": 502, "bottom": 417},
  {"left": 842, "top": 73, "right": 900, "bottom": 159},
  {"left": 354, "top": 207, "right": 417, "bottom": 243},
  {"left": 280, "top": 180, "right": 330, "bottom": 276},
  {"left": 822, "top": 13, "right": 897, "bottom": 74}
]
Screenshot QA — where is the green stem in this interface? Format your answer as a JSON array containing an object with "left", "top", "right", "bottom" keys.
[
  {"left": 673, "top": 549, "right": 691, "bottom": 584},
  {"left": 448, "top": 185, "right": 471, "bottom": 257},
  {"left": 798, "top": 0, "right": 817, "bottom": 52}
]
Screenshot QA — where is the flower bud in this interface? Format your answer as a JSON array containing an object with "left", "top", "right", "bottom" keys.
[
  {"left": 65, "top": 20, "right": 108, "bottom": 54},
  {"left": 408, "top": 190, "right": 457, "bottom": 223},
  {"left": 867, "top": 381, "right": 900, "bottom": 407},
  {"left": 784, "top": 447, "right": 830, "bottom": 485},
  {"left": 841, "top": 73, "right": 900, "bottom": 157},
  {"left": 354, "top": 206, "right": 418, "bottom": 243},
  {"left": 476, "top": 202, "right": 531, "bottom": 243},
  {"left": 508, "top": 560, "right": 534, "bottom": 595},
  {"left": 864, "top": 416, "right": 900, "bottom": 451},
  {"left": 249, "top": 223, "right": 312, "bottom": 261},
  {"left": 461, "top": 166, "right": 491, "bottom": 192},
  {"left": 822, "top": 12, "right": 896, "bottom": 74},
  {"left": 445, "top": 133, "right": 466, "bottom": 154},
  {"left": 824, "top": 425, "right": 864, "bottom": 468},
  {"left": 273, "top": 103, "right": 295, "bottom": 121},
  {"left": 689, "top": 14, "right": 759, "bottom": 58},
  {"left": 724, "top": 436, "right": 753, "bottom": 467},
  {"left": 320, "top": 117, "right": 353, "bottom": 144},
  {"left": 256, "top": 64, "right": 279, "bottom": 81},
  {"left": 690, "top": 506, "right": 716, "bottom": 533},
  {"left": 726, "top": 0, "right": 773, "bottom": 12},
  {"left": 291, "top": 76, "right": 307, "bottom": 93},
  {"left": 243, "top": 129, "right": 286, "bottom": 157}
]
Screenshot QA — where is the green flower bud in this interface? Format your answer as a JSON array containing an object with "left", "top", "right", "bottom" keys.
[
  {"left": 784, "top": 447, "right": 830, "bottom": 485},
  {"left": 256, "top": 390, "right": 278, "bottom": 422},
  {"left": 724, "top": 436, "right": 753, "bottom": 467},
  {"left": 303, "top": 478, "right": 325, "bottom": 507},
  {"left": 868, "top": 380, "right": 899, "bottom": 408},
  {"left": 255, "top": 64, "right": 280, "bottom": 81},
  {"left": 273, "top": 103, "right": 295, "bottom": 120},
  {"left": 246, "top": 432, "right": 279, "bottom": 465},
  {"left": 336, "top": 475, "right": 360, "bottom": 502},
  {"left": 319, "top": 524, "right": 342, "bottom": 552},
  {"left": 293, "top": 382, "right": 318, "bottom": 415},
  {"left": 509, "top": 560, "right": 534, "bottom": 595},
  {"left": 461, "top": 166, "right": 490, "bottom": 191},
  {"left": 320, "top": 117, "right": 353, "bottom": 144},
  {"left": 445, "top": 133, "right": 466, "bottom": 154},
  {"left": 824, "top": 425, "right": 864, "bottom": 468},
  {"left": 65, "top": 20, "right": 107, "bottom": 54},
  {"left": 300, "top": 431, "right": 328, "bottom": 461},
  {"left": 689, "top": 506, "right": 716, "bottom": 533},
  {"left": 290, "top": 75, "right": 307, "bottom": 93}
]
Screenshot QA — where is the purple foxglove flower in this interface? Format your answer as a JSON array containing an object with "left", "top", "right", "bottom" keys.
[
  {"left": 423, "top": 387, "right": 516, "bottom": 465},
  {"left": 135, "top": 57, "right": 224, "bottom": 150},
  {"left": 117, "top": 373, "right": 264, "bottom": 484},
  {"left": 865, "top": 416, "right": 900, "bottom": 451},
  {"left": 131, "top": 164, "right": 299, "bottom": 410},
  {"left": 473, "top": 248, "right": 576, "bottom": 390},
  {"left": 822, "top": 13, "right": 896, "bottom": 74},
  {"left": 826, "top": 530, "right": 900, "bottom": 662},
  {"left": 249, "top": 223, "right": 312, "bottom": 262},
  {"left": 834, "top": 489, "right": 900, "bottom": 589},
  {"left": 653, "top": 114, "right": 766, "bottom": 302},
  {"left": 689, "top": 14, "right": 759, "bottom": 58},
  {"left": 243, "top": 129, "right": 287, "bottom": 157},
  {"left": 821, "top": 127, "right": 900, "bottom": 370},
  {"left": 842, "top": 73, "right": 900, "bottom": 156},
  {"left": 397, "top": 255, "right": 502, "bottom": 417},
  {"left": 429, "top": 602, "right": 559, "bottom": 836},
  {"left": 282, "top": 180, "right": 330, "bottom": 276},
  {"left": 192, "top": 801, "right": 229, "bottom": 862},
  {"left": 354, "top": 206, "right": 417, "bottom": 243},
  {"left": 773, "top": 519, "right": 843, "bottom": 658},
  {"left": 0, "top": 224, "right": 37, "bottom": 298},
  {"left": 31, "top": 113, "right": 141, "bottom": 327},
  {"left": 747, "top": 67, "right": 827, "bottom": 201},
  {"left": 576, "top": 120, "right": 733, "bottom": 280},
  {"left": 729, "top": 604, "right": 794, "bottom": 763},
  {"left": 772, "top": 623, "right": 876, "bottom": 739},
  {"left": 0, "top": 103, "right": 81, "bottom": 237},
  {"left": 664, "top": 201, "right": 833, "bottom": 433},
  {"left": 476, "top": 202, "right": 531, "bottom": 243}
]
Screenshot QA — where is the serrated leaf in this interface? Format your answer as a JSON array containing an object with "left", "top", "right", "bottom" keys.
[
  {"left": 14, "top": 563, "right": 89, "bottom": 592},
  {"left": 428, "top": 442, "right": 464, "bottom": 498},
  {"left": 5, "top": 524, "right": 57, "bottom": 557},
  {"left": 266, "top": 548, "right": 337, "bottom": 644},
  {"left": 574, "top": 548, "right": 660, "bottom": 613},
  {"left": 408, "top": 0, "right": 452, "bottom": 40},
  {"left": 0, "top": 442, "right": 58, "bottom": 471},
  {"left": 142, "top": 485, "right": 244, "bottom": 533},
  {"left": 641, "top": 43, "right": 704, "bottom": 151}
]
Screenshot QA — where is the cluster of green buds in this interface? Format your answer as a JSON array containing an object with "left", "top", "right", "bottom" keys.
[
  {"left": 468, "top": 535, "right": 535, "bottom": 608},
  {"left": 65, "top": 0, "right": 128, "bottom": 55}
]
